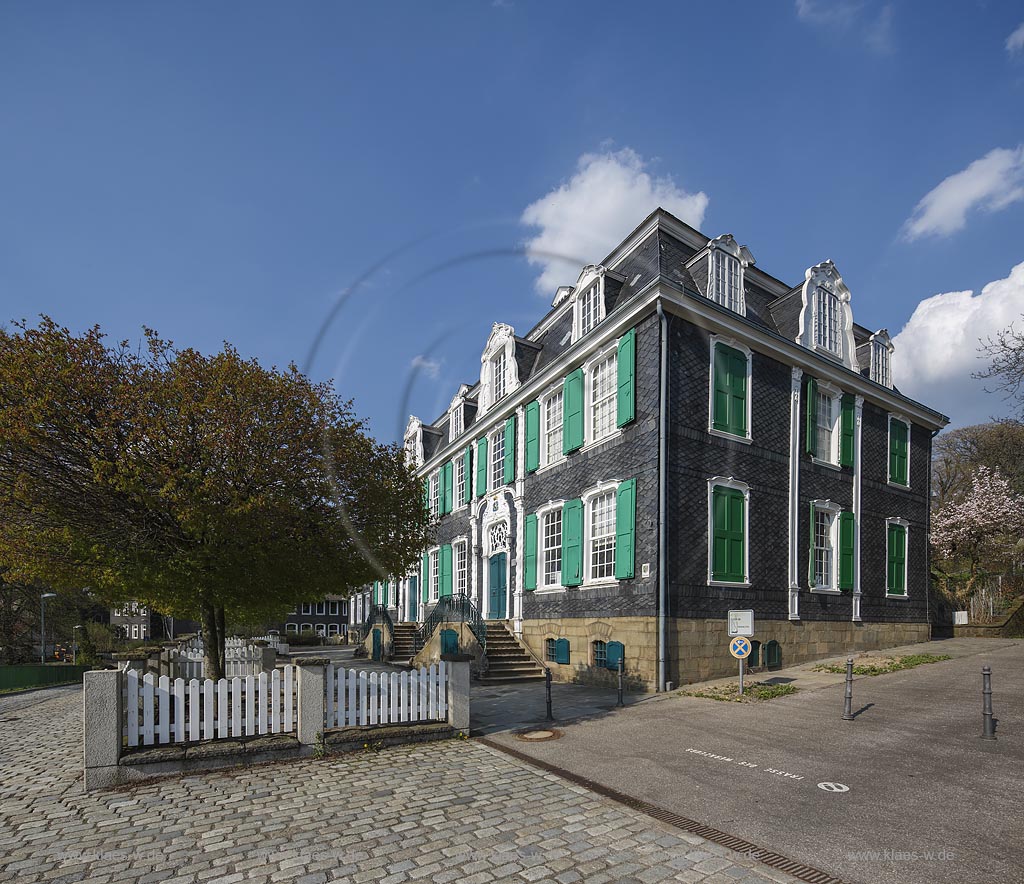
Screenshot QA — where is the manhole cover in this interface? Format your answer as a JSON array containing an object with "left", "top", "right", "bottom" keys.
[{"left": 515, "top": 728, "right": 562, "bottom": 742}]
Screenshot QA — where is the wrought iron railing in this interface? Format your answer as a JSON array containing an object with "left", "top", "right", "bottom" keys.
[
  {"left": 416, "top": 593, "right": 487, "bottom": 652},
  {"left": 361, "top": 604, "right": 395, "bottom": 644}
]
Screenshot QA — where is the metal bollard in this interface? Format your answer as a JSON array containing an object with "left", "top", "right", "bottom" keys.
[
  {"left": 981, "top": 665, "right": 996, "bottom": 741},
  {"left": 544, "top": 667, "right": 554, "bottom": 721},
  {"left": 842, "top": 656, "right": 855, "bottom": 721},
  {"left": 616, "top": 657, "right": 625, "bottom": 707}
]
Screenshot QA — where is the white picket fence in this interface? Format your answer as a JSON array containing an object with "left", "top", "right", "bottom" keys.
[
  {"left": 165, "top": 636, "right": 268, "bottom": 679},
  {"left": 324, "top": 662, "right": 447, "bottom": 728},
  {"left": 123, "top": 665, "right": 296, "bottom": 748}
]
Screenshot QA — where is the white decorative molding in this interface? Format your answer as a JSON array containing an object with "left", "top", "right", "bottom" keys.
[
  {"left": 404, "top": 416, "right": 424, "bottom": 468},
  {"left": 852, "top": 394, "right": 864, "bottom": 623},
  {"left": 479, "top": 323, "right": 518, "bottom": 415},
  {"left": 788, "top": 367, "right": 803, "bottom": 620},
  {"left": 447, "top": 385, "right": 469, "bottom": 443},
  {"left": 796, "top": 260, "right": 857, "bottom": 370},
  {"left": 869, "top": 329, "right": 894, "bottom": 388},
  {"left": 705, "top": 234, "right": 753, "bottom": 316},
  {"left": 706, "top": 476, "right": 751, "bottom": 587},
  {"left": 572, "top": 264, "right": 607, "bottom": 342}
]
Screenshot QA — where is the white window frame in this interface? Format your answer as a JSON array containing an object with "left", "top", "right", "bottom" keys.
[
  {"left": 813, "top": 381, "right": 842, "bottom": 468},
  {"left": 870, "top": 336, "right": 892, "bottom": 388},
  {"left": 581, "top": 481, "right": 621, "bottom": 586},
  {"left": 490, "top": 426, "right": 505, "bottom": 491},
  {"left": 707, "top": 335, "right": 753, "bottom": 443},
  {"left": 535, "top": 500, "right": 566, "bottom": 592},
  {"left": 327, "top": 624, "right": 339, "bottom": 636},
  {"left": 885, "top": 517, "right": 910, "bottom": 599},
  {"left": 453, "top": 455, "right": 466, "bottom": 509},
  {"left": 577, "top": 282, "right": 603, "bottom": 338},
  {"left": 479, "top": 324, "right": 518, "bottom": 415},
  {"left": 285, "top": 623, "right": 298, "bottom": 634},
  {"left": 888, "top": 415, "right": 912, "bottom": 488},
  {"left": 329, "top": 601, "right": 339, "bottom": 616},
  {"left": 810, "top": 499, "right": 842, "bottom": 594},
  {"left": 301, "top": 603, "right": 312, "bottom": 616},
  {"left": 541, "top": 387, "right": 565, "bottom": 468},
  {"left": 814, "top": 284, "right": 842, "bottom": 357},
  {"left": 301, "top": 623, "right": 313, "bottom": 633},
  {"left": 583, "top": 342, "right": 620, "bottom": 449},
  {"left": 315, "top": 601, "right": 326, "bottom": 616},
  {"left": 491, "top": 350, "right": 507, "bottom": 403},
  {"left": 315, "top": 624, "right": 326, "bottom": 637},
  {"left": 453, "top": 539, "right": 469, "bottom": 596},
  {"left": 429, "top": 548, "right": 440, "bottom": 601},
  {"left": 449, "top": 403, "right": 464, "bottom": 442},
  {"left": 706, "top": 477, "right": 751, "bottom": 587},
  {"left": 429, "top": 471, "right": 440, "bottom": 516},
  {"left": 709, "top": 248, "right": 745, "bottom": 314}
]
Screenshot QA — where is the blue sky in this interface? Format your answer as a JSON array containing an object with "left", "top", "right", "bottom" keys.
[{"left": 3, "top": 1, "right": 1024, "bottom": 437}]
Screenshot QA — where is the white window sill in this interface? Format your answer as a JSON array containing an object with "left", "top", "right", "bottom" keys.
[
  {"left": 886, "top": 592, "right": 909, "bottom": 599},
  {"left": 708, "top": 427, "right": 752, "bottom": 445},
  {"left": 811, "top": 457, "right": 842, "bottom": 471},
  {"left": 580, "top": 580, "right": 619, "bottom": 590},
  {"left": 887, "top": 480, "right": 911, "bottom": 491},
  {"left": 708, "top": 580, "right": 750, "bottom": 588},
  {"left": 533, "top": 586, "right": 566, "bottom": 595},
  {"left": 535, "top": 456, "right": 567, "bottom": 475},
  {"left": 810, "top": 586, "right": 842, "bottom": 594}
]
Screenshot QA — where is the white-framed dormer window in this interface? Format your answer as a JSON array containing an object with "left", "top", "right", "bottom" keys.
[
  {"left": 571, "top": 265, "right": 607, "bottom": 343},
  {"left": 491, "top": 350, "right": 507, "bottom": 402},
  {"left": 454, "top": 455, "right": 466, "bottom": 507},
  {"left": 490, "top": 426, "right": 505, "bottom": 490},
  {"left": 811, "top": 500, "right": 842, "bottom": 592},
  {"left": 404, "top": 416, "right": 424, "bottom": 468},
  {"left": 703, "top": 234, "right": 751, "bottom": 315},
  {"left": 542, "top": 388, "right": 564, "bottom": 466},
  {"left": 870, "top": 331, "right": 893, "bottom": 388},
  {"left": 814, "top": 382, "right": 841, "bottom": 466},
  {"left": 449, "top": 403, "right": 464, "bottom": 442},
  {"left": 815, "top": 284, "right": 840, "bottom": 355},
  {"left": 429, "top": 471, "right": 440, "bottom": 517},
  {"left": 454, "top": 539, "right": 468, "bottom": 595}
]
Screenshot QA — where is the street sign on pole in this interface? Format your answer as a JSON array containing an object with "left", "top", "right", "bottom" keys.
[
  {"left": 729, "top": 636, "right": 752, "bottom": 697},
  {"left": 728, "top": 610, "right": 754, "bottom": 637}
]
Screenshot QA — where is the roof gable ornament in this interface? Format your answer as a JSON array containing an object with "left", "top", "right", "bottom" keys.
[
  {"left": 796, "top": 259, "right": 857, "bottom": 371},
  {"left": 479, "top": 323, "right": 519, "bottom": 415},
  {"left": 403, "top": 416, "right": 424, "bottom": 468}
]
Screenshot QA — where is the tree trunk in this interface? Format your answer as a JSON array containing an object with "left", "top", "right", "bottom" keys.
[{"left": 200, "top": 601, "right": 226, "bottom": 681}]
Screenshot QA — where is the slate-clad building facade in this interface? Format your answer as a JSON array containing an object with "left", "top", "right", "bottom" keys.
[{"left": 374, "top": 209, "right": 946, "bottom": 689}]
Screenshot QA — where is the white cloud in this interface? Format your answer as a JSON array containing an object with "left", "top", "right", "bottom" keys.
[
  {"left": 901, "top": 145, "right": 1024, "bottom": 241},
  {"left": 795, "top": 0, "right": 893, "bottom": 52},
  {"left": 521, "top": 148, "right": 708, "bottom": 294},
  {"left": 1007, "top": 22, "right": 1024, "bottom": 54},
  {"left": 893, "top": 261, "right": 1024, "bottom": 427},
  {"left": 410, "top": 354, "right": 442, "bottom": 380},
  {"left": 795, "top": 0, "right": 862, "bottom": 27}
]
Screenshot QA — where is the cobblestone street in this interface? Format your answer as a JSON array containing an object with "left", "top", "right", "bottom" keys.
[{"left": 0, "top": 686, "right": 801, "bottom": 884}]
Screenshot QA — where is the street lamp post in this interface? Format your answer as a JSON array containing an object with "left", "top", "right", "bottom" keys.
[
  {"left": 40, "top": 592, "right": 57, "bottom": 665},
  {"left": 73, "top": 625, "right": 83, "bottom": 666}
]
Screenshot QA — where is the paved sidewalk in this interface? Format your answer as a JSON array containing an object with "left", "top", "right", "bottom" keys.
[{"left": 0, "top": 685, "right": 803, "bottom": 884}]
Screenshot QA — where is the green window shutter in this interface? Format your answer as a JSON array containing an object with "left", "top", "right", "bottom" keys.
[
  {"left": 554, "top": 638, "right": 570, "bottom": 665},
  {"left": 711, "top": 486, "right": 745, "bottom": 582},
  {"left": 839, "top": 394, "right": 855, "bottom": 468},
  {"left": 503, "top": 415, "right": 516, "bottom": 485},
  {"left": 524, "top": 513, "right": 538, "bottom": 590},
  {"left": 561, "top": 498, "right": 583, "bottom": 586},
  {"left": 807, "top": 502, "right": 816, "bottom": 588},
  {"left": 614, "top": 478, "right": 636, "bottom": 580},
  {"left": 440, "top": 544, "right": 453, "bottom": 597},
  {"left": 890, "top": 420, "right": 908, "bottom": 485},
  {"left": 616, "top": 328, "right": 636, "bottom": 427},
  {"left": 525, "top": 401, "right": 540, "bottom": 473},
  {"left": 463, "top": 446, "right": 473, "bottom": 504},
  {"left": 421, "top": 553, "right": 429, "bottom": 603},
  {"left": 805, "top": 377, "right": 818, "bottom": 456},
  {"left": 563, "top": 369, "right": 584, "bottom": 454},
  {"left": 838, "top": 511, "right": 855, "bottom": 591},
  {"left": 888, "top": 524, "right": 907, "bottom": 594},
  {"left": 712, "top": 343, "right": 747, "bottom": 435},
  {"left": 606, "top": 641, "right": 624, "bottom": 671},
  {"left": 476, "top": 437, "right": 488, "bottom": 497},
  {"left": 442, "top": 462, "right": 453, "bottom": 514}
]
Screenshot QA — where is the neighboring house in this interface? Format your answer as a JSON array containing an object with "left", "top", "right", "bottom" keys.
[
  {"left": 277, "top": 596, "right": 351, "bottom": 639},
  {"left": 367, "top": 208, "right": 947, "bottom": 689},
  {"left": 110, "top": 602, "right": 152, "bottom": 642}
]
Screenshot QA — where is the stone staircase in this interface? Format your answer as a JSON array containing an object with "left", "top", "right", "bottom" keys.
[
  {"left": 390, "top": 623, "right": 420, "bottom": 663},
  {"left": 479, "top": 621, "right": 546, "bottom": 683}
]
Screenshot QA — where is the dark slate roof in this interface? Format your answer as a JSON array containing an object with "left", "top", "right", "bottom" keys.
[
  {"left": 514, "top": 336, "right": 544, "bottom": 385},
  {"left": 530, "top": 303, "right": 575, "bottom": 373},
  {"left": 767, "top": 288, "right": 804, "bottom": 341},
  {"left": 421, "top": 425, "right": 445, "bottom": 461}
]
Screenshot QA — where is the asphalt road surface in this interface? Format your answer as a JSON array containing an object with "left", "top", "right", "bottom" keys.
[{"left": 484, "top": 638, "right": 1024, "bottom": 884}]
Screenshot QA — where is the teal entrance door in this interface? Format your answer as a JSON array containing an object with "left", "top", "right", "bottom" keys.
[
  {"left": 408, "top": 576, "right": 418, "bottom": 621},
  {"left": 372, "top": 628, "right": 382, "bottom": 661},
  {"left": 488, "top": 553, "right": 507, "bottom": 619}
]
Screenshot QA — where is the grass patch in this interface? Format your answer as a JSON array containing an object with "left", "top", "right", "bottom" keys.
[
  {"left": 680, "top": 681, "right": 798, "bottom": 703},
  {"left": 812, "top": 653, "right": 951, "bottom": 676}
]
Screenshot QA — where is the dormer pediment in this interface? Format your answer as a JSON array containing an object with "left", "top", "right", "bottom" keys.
[{"left": 796, "top": 260, "right": 857, "bottom": 371}]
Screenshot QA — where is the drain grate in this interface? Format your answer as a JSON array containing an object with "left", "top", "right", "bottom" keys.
[{"left": 479, "top": 737, "right": 849, "bottom": 884}]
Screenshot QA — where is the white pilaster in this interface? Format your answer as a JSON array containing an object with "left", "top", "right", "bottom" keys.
[
  {"left": 852, "top": 395, "right": 864, "bottom": 622},
  {"left": 788, "top": 367, "right": 803, "bottom": 620}
]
